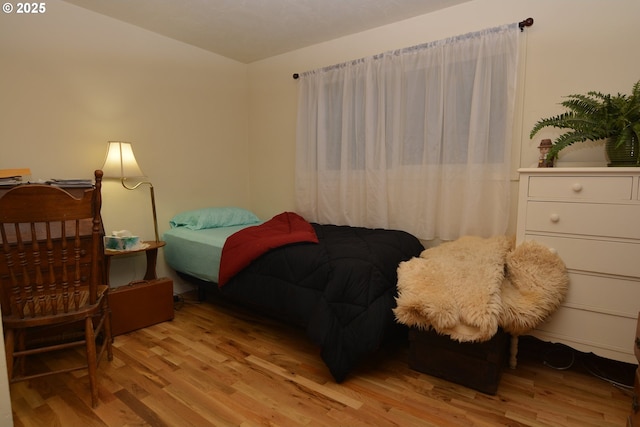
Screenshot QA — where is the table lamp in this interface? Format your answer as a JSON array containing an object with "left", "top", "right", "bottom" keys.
[{"left": 101, "top": 141, "right": 159, "bottom": 242}]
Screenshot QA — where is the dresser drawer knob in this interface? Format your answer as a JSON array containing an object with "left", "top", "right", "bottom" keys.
[
  {"left": 550, "top": 213, "right": 560, "bottom": 223},
  {"left": 571, "top": 183, "right": 583, "bottom": 192}
]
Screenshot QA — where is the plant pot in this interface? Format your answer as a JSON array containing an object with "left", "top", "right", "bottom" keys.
[{"left": 606, "top": 135, "right": 640, "bottom": 167}]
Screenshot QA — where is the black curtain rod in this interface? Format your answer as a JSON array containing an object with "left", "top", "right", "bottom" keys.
[{"left": 293, "top": 17, "right": 534, "bottom": 79}]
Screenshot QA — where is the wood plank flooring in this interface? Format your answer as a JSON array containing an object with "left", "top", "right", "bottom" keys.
[{"left": 10, "top": 291, "right": 635, "bottom": 426}]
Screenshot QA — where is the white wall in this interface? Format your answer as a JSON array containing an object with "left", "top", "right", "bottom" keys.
[{"left": 247, "top": 0, "right": 640, "bottom": 232}]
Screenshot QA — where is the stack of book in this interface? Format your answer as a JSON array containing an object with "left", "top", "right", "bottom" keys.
[
  {"left": 0, "top": 168, "right": 31, "bottom": 186},
  {"left": 47, "top": 179, "right": 93, "bottom": 188}
]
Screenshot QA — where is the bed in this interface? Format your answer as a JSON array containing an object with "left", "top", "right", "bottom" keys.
[{"left": 163, "top": 207, "right": 424, "bottom": 382}]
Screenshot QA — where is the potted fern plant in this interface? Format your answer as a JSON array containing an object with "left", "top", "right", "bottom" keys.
[{"left": 530, "top": 80, "right": 640, "bottom": 166}]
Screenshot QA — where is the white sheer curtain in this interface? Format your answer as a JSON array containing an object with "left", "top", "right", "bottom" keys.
[{"left": 295, "top": 24, "right": 520, "bottom": 241}]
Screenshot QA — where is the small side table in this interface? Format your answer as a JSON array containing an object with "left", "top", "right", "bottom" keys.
[
  {"left": 104, "top": 240, "right": 166, "bottom": 285},
  {"left": 104, "top": 240, "right": 174, "bottom": 336}
]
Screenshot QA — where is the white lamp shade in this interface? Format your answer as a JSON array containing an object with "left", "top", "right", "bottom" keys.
[{"left": 101, "top": 141, "right": 145, "bottom": 178}]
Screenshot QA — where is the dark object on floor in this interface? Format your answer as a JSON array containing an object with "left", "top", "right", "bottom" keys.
[{"left": 408, "top": 327, "right": 509, "bottom": 394}]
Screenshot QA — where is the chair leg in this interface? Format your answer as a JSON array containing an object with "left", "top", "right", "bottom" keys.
[
  {"left": 104, "top": 301, "right": 113, "bottom": 361},
  {"left": 84, "top": 316, "right": 99, "bottom": 408},
  {"left": 15, "top": 330, "right": 25, "bottom": 377},
  {"left": 4, "top": 328, "right": 14, "bottom": 381}
]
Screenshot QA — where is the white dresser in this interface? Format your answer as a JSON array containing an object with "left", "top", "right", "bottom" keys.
[{"left": 516, "top": 167, "right": 640, "bottom": 364}]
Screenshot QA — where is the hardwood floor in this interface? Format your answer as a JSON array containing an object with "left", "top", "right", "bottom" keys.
[{"left": 10, "top": 291, "right": 635, "bottom": 427}]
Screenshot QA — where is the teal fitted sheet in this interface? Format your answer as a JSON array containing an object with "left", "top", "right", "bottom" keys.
[{"left": 162, "top": 223, "right": 262, "bottom": 283}]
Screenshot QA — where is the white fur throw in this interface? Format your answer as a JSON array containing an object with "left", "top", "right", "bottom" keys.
[{"left": 393, "top": 236, "right": 569, "bottom": 342}]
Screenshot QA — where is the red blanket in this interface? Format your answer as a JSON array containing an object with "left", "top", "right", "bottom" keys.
[{"left": 218, "top": 212, "right": 319, "bottom": 286}]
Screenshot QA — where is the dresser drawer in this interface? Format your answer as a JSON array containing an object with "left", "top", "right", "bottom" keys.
[
  {"left": 525, "top": 201, "right": 640, "bottom": 239},
  {"left": 563, "top": 272, "right": 640, "bottom": 318},
  {"left": 532, "top": 305, "right": 636, "bottom": 363},
  {"left": 524, "top": 234, "right": 640, "bottom": 277},
  {"left": 527, "top": 175, "right": 633, "bottom": 201}
]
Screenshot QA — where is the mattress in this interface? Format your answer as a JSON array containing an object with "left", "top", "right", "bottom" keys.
[{"left": 162, "top": 223, "right": 262, "bottom": 283}]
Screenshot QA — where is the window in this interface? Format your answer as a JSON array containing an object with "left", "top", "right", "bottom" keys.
[{"left": 295, "top": 24, "right": 520, "bottom": 240}]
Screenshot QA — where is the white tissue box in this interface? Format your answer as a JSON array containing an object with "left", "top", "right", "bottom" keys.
[{"left": 104, "top": 235, "right": 140, "bottom": 251}]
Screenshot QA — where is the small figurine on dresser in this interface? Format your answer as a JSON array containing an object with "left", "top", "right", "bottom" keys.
[{"left": 537, "top": 139, "right": 555, "bottom": 168}]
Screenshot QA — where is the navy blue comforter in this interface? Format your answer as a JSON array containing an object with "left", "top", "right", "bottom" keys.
[{"left": 220, "top": 223, "right": 424, "bottom": 382}]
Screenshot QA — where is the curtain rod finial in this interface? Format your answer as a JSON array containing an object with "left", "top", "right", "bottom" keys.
[{"left": 519, "top": 17, "right": 534, "bottom": 31}]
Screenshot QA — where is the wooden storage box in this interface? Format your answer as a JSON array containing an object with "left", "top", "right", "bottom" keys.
[
  {"left": 109, "top": 278, "right": 174, "bottom": 336},
  {"left": 408, "top": 327, "right": 509, "bottom": 394}
]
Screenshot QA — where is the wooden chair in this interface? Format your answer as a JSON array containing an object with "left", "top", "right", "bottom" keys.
[{"left": 0, "top": 169, "right": 112, "bottom": 408}]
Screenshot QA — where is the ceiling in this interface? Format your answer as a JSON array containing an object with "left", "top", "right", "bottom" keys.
[{"left": 62, "top": 0, "right": 472, "bottom": 63}]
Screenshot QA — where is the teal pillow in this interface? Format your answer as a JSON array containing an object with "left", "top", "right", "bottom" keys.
[{"left": 169, "top": 207, "right": 260, "bottom": 230}]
